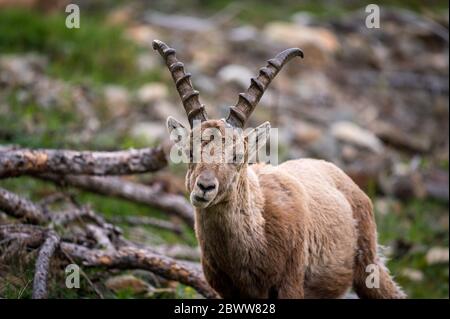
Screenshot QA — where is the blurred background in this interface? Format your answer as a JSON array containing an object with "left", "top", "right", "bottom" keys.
[{"left": 0, "top": 0, "right": 448, "bottom": 298}]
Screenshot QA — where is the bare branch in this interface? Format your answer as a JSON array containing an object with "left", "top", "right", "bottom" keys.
[
  {"left": 153, "top": 244, "right": 200, "bottom": 261},
  {"left": 42, "top": 175, "right": 195, "bottom": 228},
  {"left": 110, "top": 215, "right": 183, "bottom": 234},
  {"left": 32, "top": 231, "right": 60, "bottom": 299},
  {"left": 86, "top": 224, "right": 115, "bottom": 251},
  {"left": 0, "top": 224, "right": 46, "bottom": 247},
  {"left": 0, "top": 187, "right": 48, "bottom": 224},
  {"left": 60, "top": 242, "right": 218, "bottom": 298},
  {"left": 0, "top": 146, "right": 167, "bottom": 178}
]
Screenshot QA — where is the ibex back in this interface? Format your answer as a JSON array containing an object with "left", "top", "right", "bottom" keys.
[{"left": 153, "top": 40, "right": 405, "bottom": 299}]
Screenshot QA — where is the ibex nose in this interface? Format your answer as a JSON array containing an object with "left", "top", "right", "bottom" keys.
[{"left": 197, "top": 180, "right": 216, "bottom": 192}]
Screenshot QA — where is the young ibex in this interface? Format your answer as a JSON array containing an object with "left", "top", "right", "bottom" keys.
[{"left": 153, "top": 40, "right": 405, "bottom": 299}]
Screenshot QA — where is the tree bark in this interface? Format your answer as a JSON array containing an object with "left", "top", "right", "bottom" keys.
[
  {"left": 0, "top": 147, "right": 167, "bottom": 178},
  {"left": 32, "top": 231, "right": 60, "bottom": 299},
  {"left": 0, "top": 187, "right": 48, "bottom": 224}
]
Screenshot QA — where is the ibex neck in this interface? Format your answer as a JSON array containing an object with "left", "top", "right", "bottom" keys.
[{"left": 196, "top": 167, "right": 266, "bottom": 258}]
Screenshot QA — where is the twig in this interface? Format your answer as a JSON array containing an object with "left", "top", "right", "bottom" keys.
[
  {"left": 32, "top": 230, "right": 60, "bottom": 299},
  {"left": 0, "top": 146, "right": 167, "bottom": 178}
]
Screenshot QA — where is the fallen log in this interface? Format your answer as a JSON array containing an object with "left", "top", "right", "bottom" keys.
[{"left": 0, "top": 146, "right": 167, "bottom": 178}]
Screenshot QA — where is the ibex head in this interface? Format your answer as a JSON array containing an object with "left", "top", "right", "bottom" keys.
[{"left": 153, "top": 40, "right": 303, "bottom": 208}]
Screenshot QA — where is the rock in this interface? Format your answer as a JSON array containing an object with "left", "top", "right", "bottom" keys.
[
  {"left": 130, "top": 121, "right": 167, "bottom": 143},
  {"left": 105, "top": 274, "right": 150, "bottom": 294},
  {"left": 149, "top": 100, "right": 183, "bottom": 122},
  {"left": 106, "top": 6, "right": 134, "bottom": 26},
  {"left": 263, "top": 22, "right": 339, "bottom": 67},
  {"left": 126, "top": 25, "right": 158, "bottom": 47},
  {"left": 331, "top": 121, "right": 383, "bottom": 153},
  {"left": 291, "top": 12, "right": 315, "bottom": 26},
  {"left": 228, "top": 25, "right": 259, "bottom": 43},
  {"left": 341, "top": 145, "right": 358, "bottom": 162},
  {"left": 103, "top": 85, "right": 130, "bottom": 117},
  {"left": 293, "top": 71, "right": 333, "bottom": 101},
  {"left": 426, "top": 247, "right": 449, "bottom": 265},
  {"left": 423, "top": 169, "right": 449, "bottom": 202},
  {"left": 144, "top": 12, "right": 215, "bottom": 33},
  {"left": 136, "top": 53, "right": 159, "bottom": 72},
  {"left": 136, "top": 83, "right": 168, "bottom": 104},
  {"left": 374, "top": 197, "right": 401, "bottom": 216},
  {"left": 371, "top": 121, "right": 431, "bottom": 153},
  {"left": 218, "top": 64, "right": 254, "bottom": 89},
  {"left": 309, "top": 133, "right": 340, "bottom": 161},
  {"left": 193, "top": 75, "right": 219, "bottom": 96},
  {"left": 292, "top": 121, "right": 323, "bottom": 145},
  {"left": 0, "top": 54, "right": 47, "bottom": 85},
  {"left": 379, "top": 167, "right": 427, "bottom": 200},
  {"left": 400, "top": 268, "right": 424, "bottom": 282}
]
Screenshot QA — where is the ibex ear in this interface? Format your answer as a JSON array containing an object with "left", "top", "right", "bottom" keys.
[
  {"left": 245, "top": 122, "right": 271, "bottom": 162},
  {"left": 166, "top": 116, "right": 186, "bottom": 133},
  {"left": 166, "top": 116, "right": 189, "bottom": 151}
]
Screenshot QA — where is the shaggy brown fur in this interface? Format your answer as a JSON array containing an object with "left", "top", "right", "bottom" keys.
[{"left": 168, "top": 119, "right": 405, "bottom": 299}]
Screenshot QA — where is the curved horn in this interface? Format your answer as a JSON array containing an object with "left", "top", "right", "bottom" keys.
[
  {"left": 152, "top": 39, "right": 207, "bottom": 127},
  {"left": 226, "top": 48, "right": 303, "bottom": 128}
]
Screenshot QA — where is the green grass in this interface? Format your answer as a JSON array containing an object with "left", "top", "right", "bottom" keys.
[
  {"left": 376, "top": 199, "right": 449, "bottom": 298},
  {"left": 0, "top": 8, "right": 159, "bottom": 86},
  {"left": 155, "top": 0, "right": 449, "bottom": 25}
]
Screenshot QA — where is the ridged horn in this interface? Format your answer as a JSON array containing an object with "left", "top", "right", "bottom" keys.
[
  {"left": 226, "top": 48, "right": 303, "bottom": 128},
  {"left": 152, "top": 39, "right": 208, "bottom": 127}
]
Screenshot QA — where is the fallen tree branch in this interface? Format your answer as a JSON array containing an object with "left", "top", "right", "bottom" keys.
[
  {"left": 0, "top": 146, "right": 167, "bottom": 178},
  {"left": 32, "top": 231, "right": 60, "bottom": 299},
  {"left": 0, "top": 187, "right": 48, "bottom": 224},
  {"left": 60, "top": 243, "right": 217, "bottom": 298},
  {"left": 42, "top": 175, "right": 195, "bottom": 228},
  {"left": 153, "top": 244, "right": 201, "bottom": 261},
  {"left": 86, "top": 224, "right": 115, "bottom": 252},
  {"left": 0, "top": 224, "right": 47, "bottom": 247},
  {"left": 0, "top": 224, "right": 218, "bottom": 298},
  {"left": 110, "top": 215, "right": 183, "bottom": 234}
]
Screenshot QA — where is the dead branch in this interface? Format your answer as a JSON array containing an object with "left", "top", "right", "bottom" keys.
[
  {"left": 0, "top": 187, "right": 48, "bottom": 224},
  {"left": 0, "top": 224, "right": 47, "bottom": 247},
  {"left": 0, "top": 146, "right": 167, "bottom": 178},
  {"left": 110, "top": 215, "right": 183, "bottom": 234},
  {"left": 153, "top": 244, "right": 201, "bottom": 261},
  {"left": 60, "top": 242, "right": 218, "bottom": 298},
  {"left": 86, "top": 224, "right": 115, "bottom": 251},
  {"left": 42, "top": 175, "right": 195, "bottom": 228},
  {"left": 32, "top": 231, "right": 60, "bottom": 299}
]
